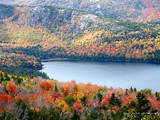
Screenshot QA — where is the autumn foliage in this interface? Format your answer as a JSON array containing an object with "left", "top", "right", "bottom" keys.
[
  {"left": 40, "top": 81, "right": 53, "bottom": 91},
  {"left": 7, "top": 83, "right": 16, "bottom": 94},
  {"left": 0, "top": 4, "right": 160, "bottom": 119},
  {"left": 0, "top": 5, "right": 160, "bottom": 83},
  {"left": 0, "top": 94, "right": 10, "bottom": 102},
  {"left": 0, "top": 71, "right": 159, "bottom": 119}
]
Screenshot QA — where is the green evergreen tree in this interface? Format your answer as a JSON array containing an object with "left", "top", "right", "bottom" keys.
[
  {"left": 71, "top": 110, "right": 80, "bottom": 120},
  {"left": 55, "top": 83, "right": 58, "bottom": 92},
  {"left": 135, "top": 92, "right": 151, "bottom": 113},
  {"left": 109, "top": 93, "right": 121, "bottom": 107}
]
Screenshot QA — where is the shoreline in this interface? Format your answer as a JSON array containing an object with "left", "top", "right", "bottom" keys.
[
  {"left": 40, "top": 58, "right": 160, "bottom": 92},
  {"left": 41, "top": 58, "right": 69, "bottom": 62},
  {"left": 41, "top": 57, "right": 159, "bottom": 65}
]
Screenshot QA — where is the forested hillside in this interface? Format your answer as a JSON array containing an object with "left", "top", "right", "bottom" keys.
[
  {"left": 0, "top": 2, "right": 160, "bottom": 119},
  {"left": 0, "top": 71, "right": 160, "bottom": 119},
  {"left": 0, "top": 0, "right": 160, "bottom": 23},
  {"left": 0, "top": 4, "right": 160, "bottom": 77}
]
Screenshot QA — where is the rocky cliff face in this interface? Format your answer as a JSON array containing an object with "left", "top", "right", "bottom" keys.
[
  {"left": 10, "top": 6, "right": 125, "bottom": 34},
  {"left": 0, "top": 0, "right": 159, "bottom": 23}
]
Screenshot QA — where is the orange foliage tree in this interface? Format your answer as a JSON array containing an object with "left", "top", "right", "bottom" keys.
[
  {"left": 7, "top": 83, "right": 16, "bottom": 94},
  {"left": 40, "top": 81, "right": 53, "bottom": 91}
]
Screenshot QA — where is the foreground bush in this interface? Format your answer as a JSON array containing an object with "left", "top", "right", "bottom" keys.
[{"left": 0, "top": 71, "right": 160, "bottom": 119}]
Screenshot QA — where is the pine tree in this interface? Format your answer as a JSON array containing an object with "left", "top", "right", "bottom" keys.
[
  {"left": 136, "top": 92, "right": 151, "bottom": 113},
  {"left": 55, "top": 83, "right": 58, "bottom": 92},
  {"left": 109, "top": 93, "right": 121, "bottom": 107}
]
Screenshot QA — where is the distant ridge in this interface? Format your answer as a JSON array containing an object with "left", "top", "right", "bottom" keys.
[{"left": 0, "top": 0, "right": 160, "bottom": 23}]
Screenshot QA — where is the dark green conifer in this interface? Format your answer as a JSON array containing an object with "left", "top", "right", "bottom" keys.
[
  {"left": 55, "top": 83, "right": 58, "bottom": 92},
  {"left": 109, "top": 93, "right": 121, "bottom": 107}
]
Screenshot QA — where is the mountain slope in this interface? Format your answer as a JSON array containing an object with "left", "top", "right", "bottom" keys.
[
  {"left": 0, "top": 4, "right": 14, "bottom": 20},
  {"left": 0, "top": 0, "right": 160, "bottom": 23},
  {"left": 0, "top": 4, "right": 160, "bottom": 77},
  {"left": 4, "top": 5, "right": 126, "bottom": 34}
]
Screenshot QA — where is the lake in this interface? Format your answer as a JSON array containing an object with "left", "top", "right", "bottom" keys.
[{"left": 41, "top": 61, "right": 160, "bottom": 92}]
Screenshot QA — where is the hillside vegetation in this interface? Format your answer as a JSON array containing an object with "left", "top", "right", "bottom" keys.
[
  {"left": 0, "top": 3, "right": 160, "bottom": 120},
  {"left": 0, "top": 71, "right": 160, "bottom": 119},
  {"left": 0, "top": 0, "right": 160, "bottom": 23},
  {"left": 0, "top": 4, "right": 160, "bottom": 77}
]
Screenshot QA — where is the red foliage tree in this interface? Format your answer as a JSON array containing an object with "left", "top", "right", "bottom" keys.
[
  {"left": 7, "top": 84, "right": 16, "bottom": 94},
  {"left": 41, "top": 81, "right": 53, "bottom": 91},
  {"left": 0, "top": 94, "right": 10, "bottom": 102},
  {"left": 73, "top": 101, "right": 83, "bottom": 112}
]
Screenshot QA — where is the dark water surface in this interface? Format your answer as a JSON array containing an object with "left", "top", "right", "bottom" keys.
[{"left": 41, "top": 61, "right": 160, "bottom": 92}]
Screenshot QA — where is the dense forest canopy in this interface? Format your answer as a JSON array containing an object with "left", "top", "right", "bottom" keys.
[
  {"left": 0, "top": 1, "right": 159, "bottom": 119},
  {"left": 0, "top": 71, "right": 160, "bottom": 119}
]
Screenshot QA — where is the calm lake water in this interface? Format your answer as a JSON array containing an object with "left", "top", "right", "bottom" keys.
[{"left": 41, "top": 61, "right": 160, "bottom": 92}]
